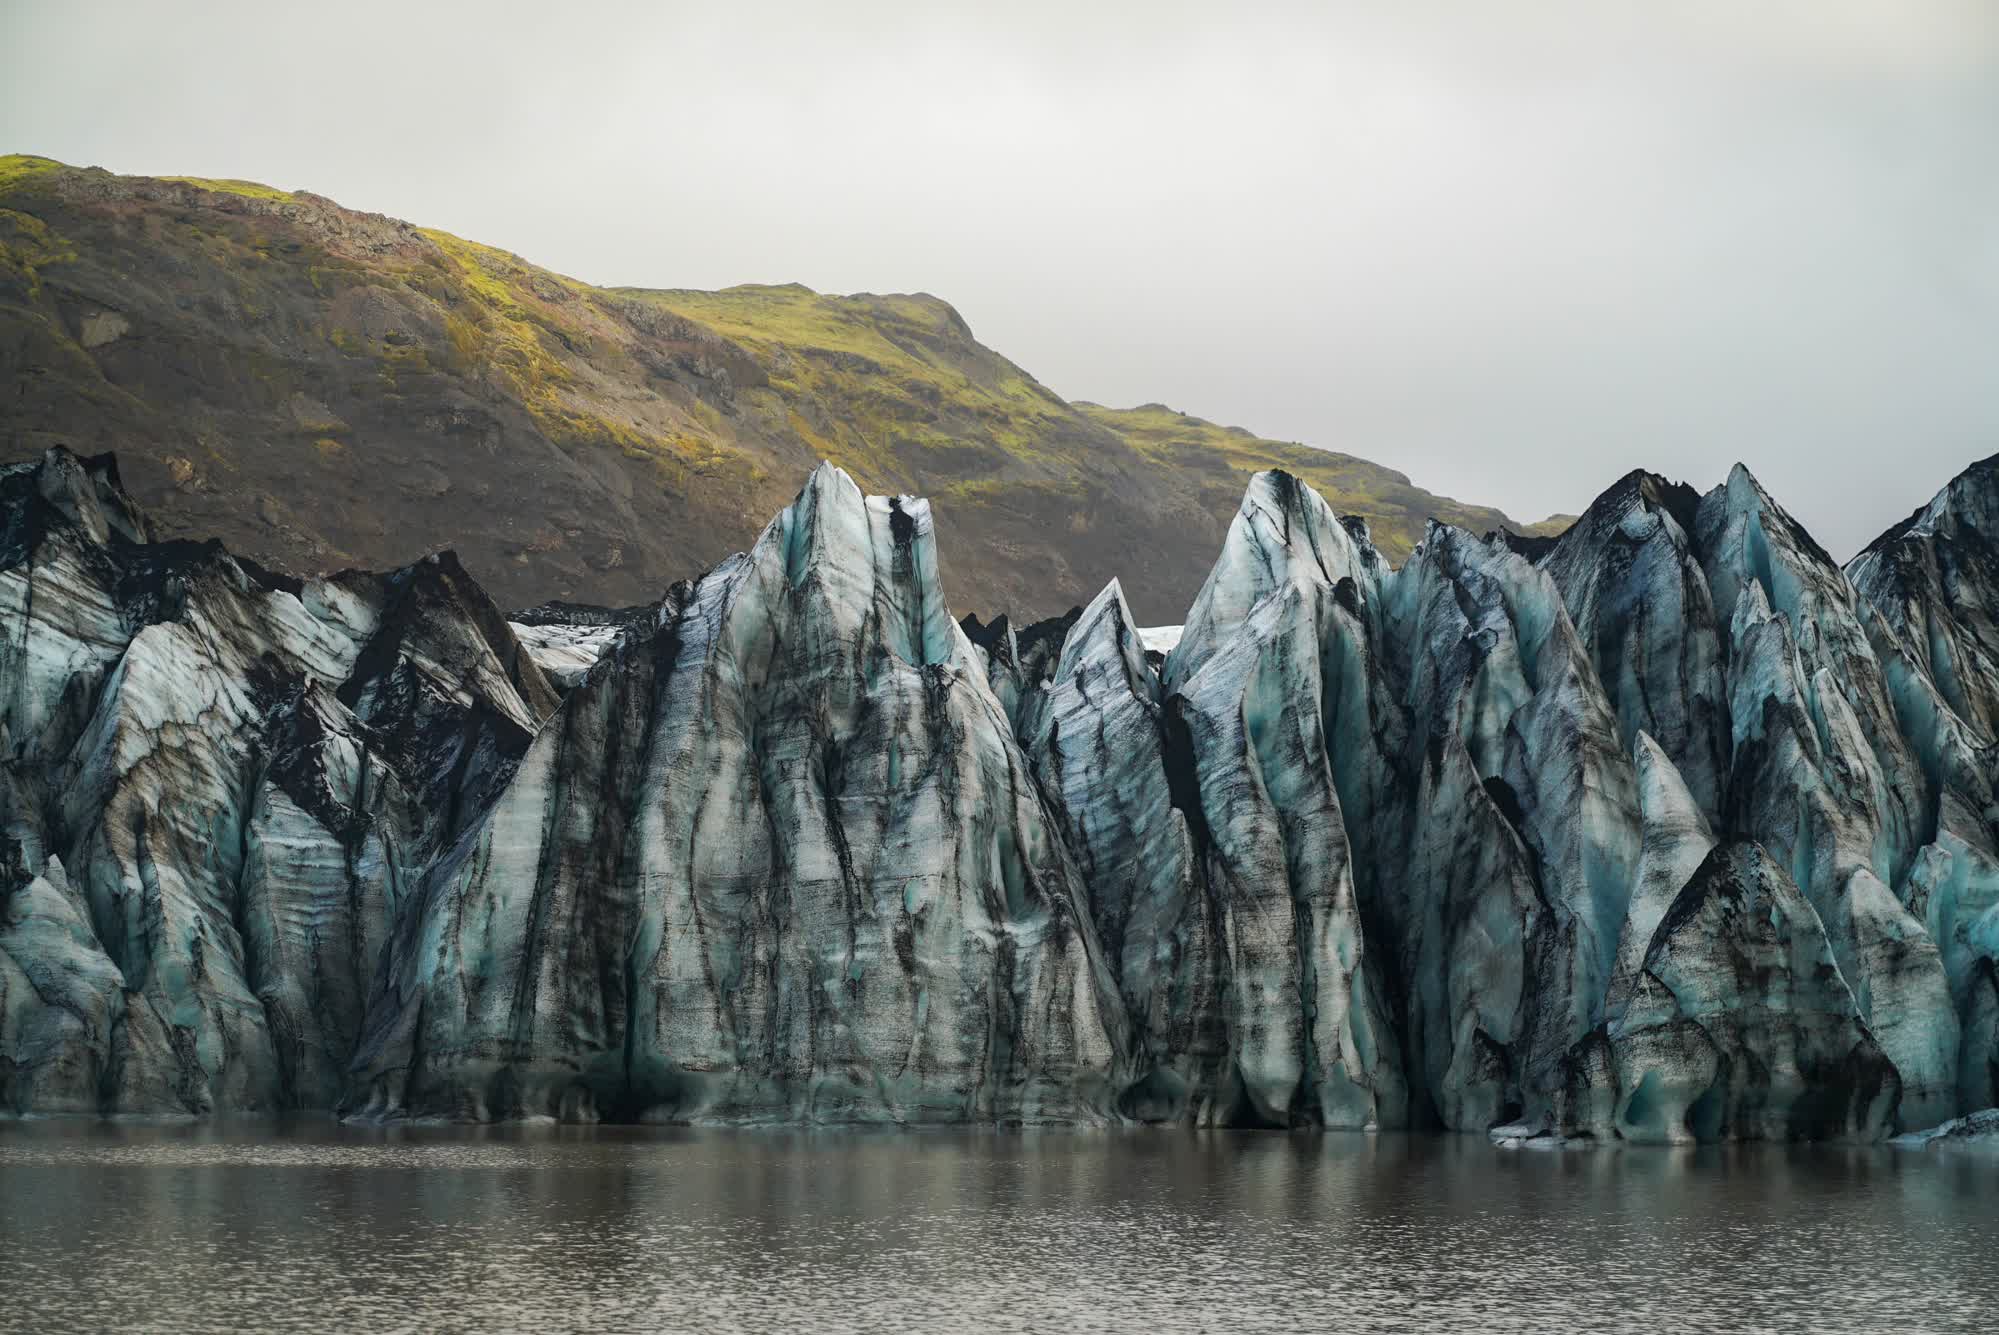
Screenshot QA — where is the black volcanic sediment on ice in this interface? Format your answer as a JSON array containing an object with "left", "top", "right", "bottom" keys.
[{"left": 2, "top": 446, "right": 1996, "bottom": 1141}]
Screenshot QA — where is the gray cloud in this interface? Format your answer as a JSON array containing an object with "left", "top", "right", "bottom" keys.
[{"left": 5, "top": 0, "right": 1995, "bottom": 553}]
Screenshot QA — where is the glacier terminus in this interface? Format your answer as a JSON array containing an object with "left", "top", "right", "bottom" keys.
[{"left": 3, "top": 447, "right": 1998, "bottom": 1145}]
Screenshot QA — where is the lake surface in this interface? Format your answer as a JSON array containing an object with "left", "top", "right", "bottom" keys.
[{"left": 1, "top": 1120, "right": 1994, "bottom": 1333}]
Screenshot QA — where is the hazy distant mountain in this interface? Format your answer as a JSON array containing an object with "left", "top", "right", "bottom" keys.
[{"left": 0, "top": 153, "right": 1565, "bottom": 620}]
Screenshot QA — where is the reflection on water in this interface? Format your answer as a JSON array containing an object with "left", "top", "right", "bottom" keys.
[{"left": 1, "top": 1120, "right": 1993, "bottom": 1332}]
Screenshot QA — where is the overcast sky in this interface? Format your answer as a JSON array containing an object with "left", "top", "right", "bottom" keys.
[{"left": 5, "top": 0, "right": 1996, "bottom": 554}]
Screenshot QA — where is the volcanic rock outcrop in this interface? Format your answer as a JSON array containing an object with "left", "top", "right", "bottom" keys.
[{"left": 4, "top": 445, "right": 1997, "bottom": 1142}]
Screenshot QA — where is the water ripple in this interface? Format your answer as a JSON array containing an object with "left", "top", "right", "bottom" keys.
[{"left": 1, "top": 1122, "right": 1992, "bottom": 1333}]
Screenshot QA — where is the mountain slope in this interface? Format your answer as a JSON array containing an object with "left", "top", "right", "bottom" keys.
[{"left": 0, "top": 153, "right": 1559, "bottom": 621}]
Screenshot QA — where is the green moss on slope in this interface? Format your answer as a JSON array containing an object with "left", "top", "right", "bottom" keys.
[
  {"left": 159, "top": 175, "right": 297, "bottom": 201},
  {"left": 0, "top": 154, "right": 1565, "bottom": 621},
  {"left": 1077, "top": 402, "right": 1532, "bottom": 565},
  {"left": 0, "top": 154, "right": 65, "bottom": 193}
]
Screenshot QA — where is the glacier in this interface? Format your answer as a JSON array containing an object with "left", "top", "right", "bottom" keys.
[{"left": 3, "top": 444, "right": 1997, "bottom": 1142}]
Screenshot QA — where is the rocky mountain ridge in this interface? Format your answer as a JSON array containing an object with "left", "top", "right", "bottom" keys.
[
  {"left": 0, "top": 153, "right": 1565, "bottom": 625},
  {"left": 2, "top": 445, "right": 1995, "bottom": 1141}
]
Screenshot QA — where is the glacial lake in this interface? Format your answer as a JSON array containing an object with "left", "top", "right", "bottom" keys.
[{"left": 1, "top": 1121, "right": 1994, "bottom": 1333}]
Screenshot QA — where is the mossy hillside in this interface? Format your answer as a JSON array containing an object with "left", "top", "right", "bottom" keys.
[
  {"left": 0, "top": 154, "right": 65, "bottom": 193},
  {"left": 0, "top": 155, "right": 1565, "bottom": 620},
  {"left": 157, "top": 175, "right": 297, "bottom": 202},
  {"left": 1079, "top": 402, "right": 1531, "bottom": 565},
  {"left": 619, "top": 284, "right": 1081, "bottom": 485}
]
